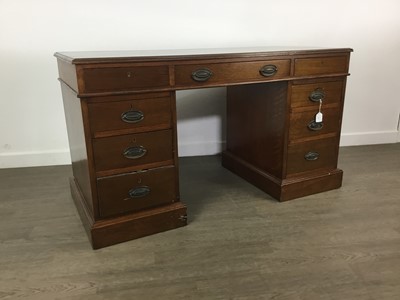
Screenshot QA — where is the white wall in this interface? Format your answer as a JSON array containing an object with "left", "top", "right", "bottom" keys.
[{"left": 1, "top": 0, "right": 399, "bottom": 168}]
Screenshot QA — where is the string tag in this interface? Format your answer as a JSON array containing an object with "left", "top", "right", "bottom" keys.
[{"left": 315, "top": 99, "right": 323, "bottom": 123}]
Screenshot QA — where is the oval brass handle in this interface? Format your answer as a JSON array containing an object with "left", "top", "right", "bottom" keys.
[
  {"left": 304, "top": 151, "right": 319, "bottom": 161},
  {"left": 309, "top": 88, "right": 325, "bottom": 102},
  {"left": 191, "top": 68, "right": 213, "bottom": 82},
  {"left": 260, "top": 65, "right": 278, "bottom": 77},
  {"left": 307, "top": 120, "right": 323, "bottom": 131},
  {"left": 128, "top": 186, "right": 150, "bottom": 198},
  {"left": 123, "top": 146, "right": 147, "bottom": 159},
  {"left": 121, "top": 110, "right": 144, "bottom": 123}
]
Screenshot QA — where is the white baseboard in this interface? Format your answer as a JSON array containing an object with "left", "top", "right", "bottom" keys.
[
  {"left": 0, "top": 149, "right": 71, "bottom": 169},
  {"left": 1, "top": 131, "right": 398, "bottom": 168},
  {"left": 0, "top": 143, "right": 226, "bottom": 168},
  {"left": 340, "top": 130, "right": 399, "bottom": 146},
  {"left": 0, "top": 142, "right": 227, "bottom": 169},
  {"left": 180, "top": 131, "right": 400, "bottom": 156}
]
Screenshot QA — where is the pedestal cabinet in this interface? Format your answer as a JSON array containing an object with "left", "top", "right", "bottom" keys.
[{"left": 55, "top": 47, "right": 352, "bottom": 248}]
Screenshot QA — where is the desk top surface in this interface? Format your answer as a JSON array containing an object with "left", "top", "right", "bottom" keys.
[{"left": 55, "top": 46, "right": 353, "bottom": 64}]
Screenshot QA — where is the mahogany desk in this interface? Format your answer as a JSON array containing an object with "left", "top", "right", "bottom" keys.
[{"left": 55, "top": 47, "right": 352, "bottom": 249}]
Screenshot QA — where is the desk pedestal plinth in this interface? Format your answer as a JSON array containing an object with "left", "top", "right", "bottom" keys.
[
  {"left": 69, "top": 177, "right": 187, "bottom": 249},
  {"left": 222, "top": 151, "right": 343, "bottom": 201}
]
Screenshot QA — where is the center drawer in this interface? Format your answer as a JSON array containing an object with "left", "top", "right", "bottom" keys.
[
  {"left": 175, "top": 59, "right": 291, "bottom": 87},
  {"left": 97, "top": 166, "right": 177, "bottom": 217},
  {"left": 92, "top": 129, "right": 173, "bottom": 173}
]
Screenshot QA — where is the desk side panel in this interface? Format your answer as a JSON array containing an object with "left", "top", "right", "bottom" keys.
[
  {"left": 60, "top": 83, "right": 94, "bottom": 214},
  {"left": 57, "top": 59, "right": 79, "bottom": 92},
  {"left": 225, "top": 82, "right": 288, "bottom": 178}
]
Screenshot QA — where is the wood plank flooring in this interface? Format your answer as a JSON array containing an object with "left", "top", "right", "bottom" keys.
[{"left": 0, "top": 144, "right": 399, "bottom": 299}]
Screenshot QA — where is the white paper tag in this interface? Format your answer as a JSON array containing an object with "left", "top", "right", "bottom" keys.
[{"left": 315, "top": 112, "right": 323, "bottom": 123}]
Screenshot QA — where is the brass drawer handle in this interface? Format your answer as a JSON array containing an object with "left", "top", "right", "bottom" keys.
[
  {"left": 260, "top": 65, "right": 278, "bottom": 77},
  {"left": 192, "top": 68, "right": 213, "bottom": 82},
  {"left": 307, "top": 120, "right": 323, "bottom": 131},
  {"left": 128, "top": 186, "right": 150, "bottom": 198},
  {"left": 309, "top": 88, "right": 325, "bottom": 102},
  {"left": 304, "top": 151, "right": 319, "bottom": 161},
  {"left": 121, "top": 110, "right": 144, "bottom": 123},
  {"left": 123, "top": 146, "right": 147, "bottom": 159}
]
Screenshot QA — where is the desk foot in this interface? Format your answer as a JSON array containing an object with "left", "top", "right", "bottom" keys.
[{"left": 221, "top": 151, "right": 342, "bottom": 201}]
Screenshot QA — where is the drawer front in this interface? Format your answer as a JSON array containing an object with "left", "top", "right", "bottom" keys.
[
  {"left": 175, "top": 60, "right": 291, "bottom": 87},
  {"left": 82, "top": 65, "right": 170, "bottom": 93},
  {"left": 93, "top": 130, "right": 173, "bottom": 172},
  {"left": 97, "top": 166, "right": 176, "bottom": 217},
  {"left": 88, "top": 96, "right": 172, "bottom": 135},
  {"left": 294, "top": 56, "right": 348, "bottom": 76},
  {"left": 289, "top": 108, "right": 341, "bottom": 141},
  {"left": 286, "top": 138, "right": 338, "bottom": 175},
  {"left": 291, "top": 80, "right": 344, "bottom": 108}
]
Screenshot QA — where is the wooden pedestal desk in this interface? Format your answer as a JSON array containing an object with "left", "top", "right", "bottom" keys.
[{"left": 55, "top": 47, "right": 352, "bottom": 249}]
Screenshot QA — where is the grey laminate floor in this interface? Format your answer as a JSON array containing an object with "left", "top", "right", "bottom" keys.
[{"left": 0, "top": 144, "right": 400, "bottom": 300}]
